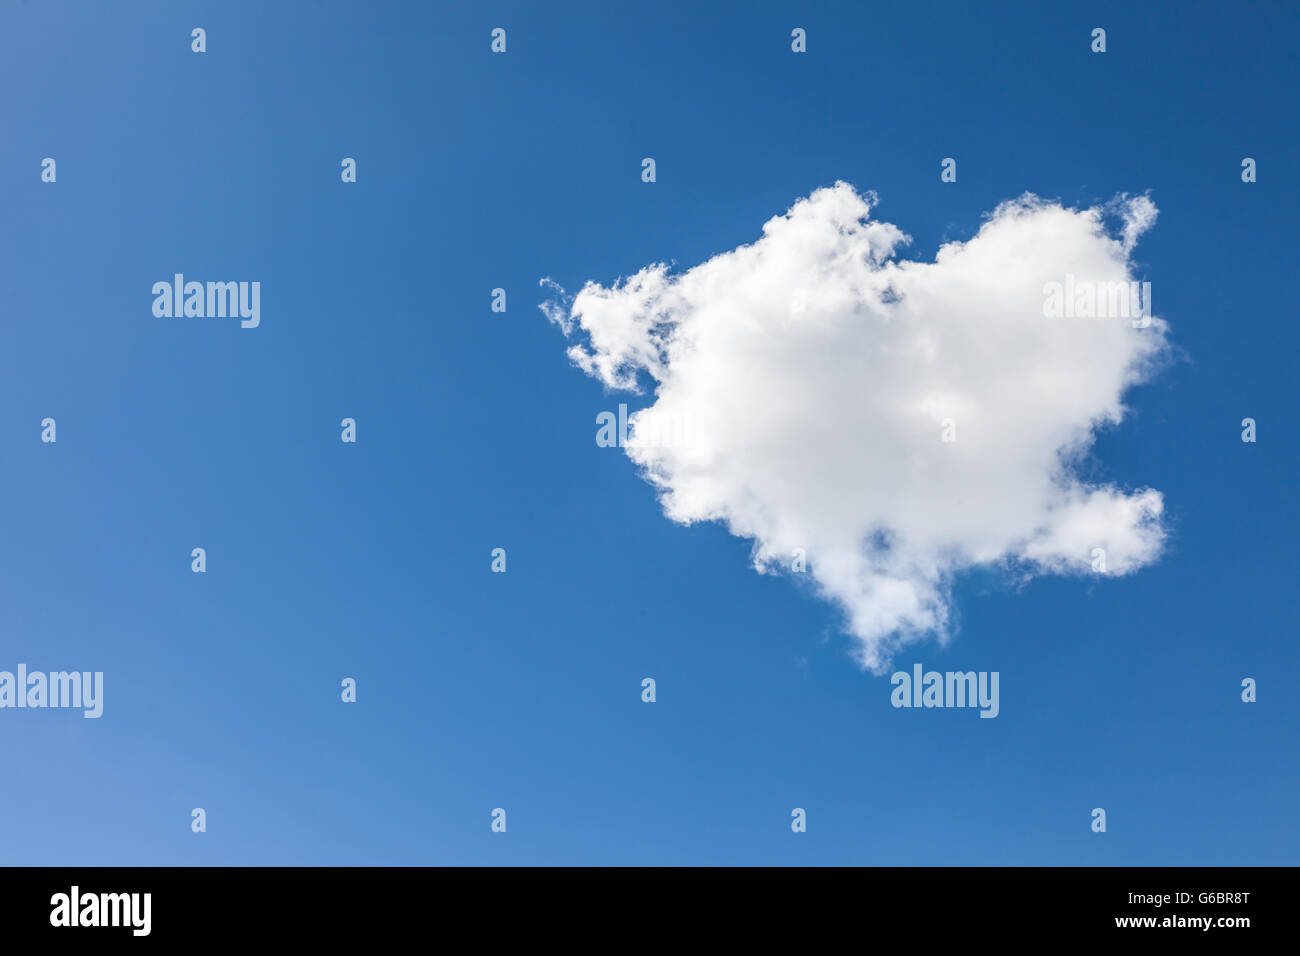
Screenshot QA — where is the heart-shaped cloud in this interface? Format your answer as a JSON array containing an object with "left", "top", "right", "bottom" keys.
[{"left": 542, "top": 182, "right": 1169, "bottom": 671}]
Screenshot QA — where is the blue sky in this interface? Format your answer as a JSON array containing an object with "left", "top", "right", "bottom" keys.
[{"left": 1, "top": 0, "right": 1297, "bottom": 865}]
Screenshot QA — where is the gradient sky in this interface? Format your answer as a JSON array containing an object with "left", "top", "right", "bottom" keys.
[{"left": 1, "top": 0, "right": 1297, "bottom": 865}]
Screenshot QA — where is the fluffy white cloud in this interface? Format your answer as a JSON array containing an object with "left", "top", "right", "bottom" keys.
[{"left": 541, "top": 182, "right": 1170, "bottom": 671}]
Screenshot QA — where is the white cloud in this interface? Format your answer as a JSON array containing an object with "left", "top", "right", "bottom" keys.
[{"left": 541, "top": 182, "right": 1170, "bottom": 671}]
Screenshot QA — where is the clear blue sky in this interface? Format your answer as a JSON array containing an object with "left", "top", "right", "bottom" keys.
[{"left": 1, "top": 0, "right": 1296, "bottom": 865}]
